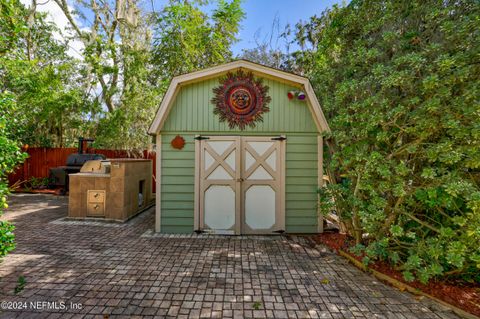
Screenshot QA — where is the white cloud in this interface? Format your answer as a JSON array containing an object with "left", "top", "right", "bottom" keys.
[{"left": 20, "top": 0, "right": 85, "bottom": 59}]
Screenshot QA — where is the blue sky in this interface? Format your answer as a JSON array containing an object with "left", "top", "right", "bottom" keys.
[{"left": 231, "top": 0, "right": 341, "bottom": 55}]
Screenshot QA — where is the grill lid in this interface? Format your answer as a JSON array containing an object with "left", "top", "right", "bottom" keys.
[{"left": 66, "top": 154, "right": 106, "bottom": 166}]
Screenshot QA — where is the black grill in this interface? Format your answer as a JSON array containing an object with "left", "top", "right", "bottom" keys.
[{"left": 48, "top": 138, "right": 105, "bottom": 193}]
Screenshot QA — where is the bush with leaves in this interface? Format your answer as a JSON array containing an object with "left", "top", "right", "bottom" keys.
[
  {"left": 1, "top": 0, "right": 29, "bottom": 258},
  {"left": 298, "top": 0, "right": 480, "bottom": 283},
  {"left": 0, "top": 92, "right": 27, "bottom": 257}
]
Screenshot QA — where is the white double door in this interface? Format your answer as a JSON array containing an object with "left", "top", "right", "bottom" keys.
[{"left": 197, "top": 136, "right": 285, "bottom": 235}]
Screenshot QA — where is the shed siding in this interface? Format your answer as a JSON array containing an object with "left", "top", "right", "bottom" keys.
[
  {"left": 160, "top": 133, "right": 318, "bottom": 233},
  {"left": 162, "top": 77, "right": 318, "bottom": 133}
]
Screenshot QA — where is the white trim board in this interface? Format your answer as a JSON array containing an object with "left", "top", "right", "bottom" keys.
[
  {"left": 148, "top": 60, "right": 331, "bottom": 135},
  {"left": 155, "top": 134, "right": 162, "bottom": 232}
]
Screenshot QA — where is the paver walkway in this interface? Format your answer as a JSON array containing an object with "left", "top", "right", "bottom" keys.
[{"left": 0, "top": 194, "right": 459, "bottom": 318}]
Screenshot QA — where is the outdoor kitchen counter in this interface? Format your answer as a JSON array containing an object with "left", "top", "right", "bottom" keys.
[{"left": 68, "top": 159, "right": 153, "bottom": 221}]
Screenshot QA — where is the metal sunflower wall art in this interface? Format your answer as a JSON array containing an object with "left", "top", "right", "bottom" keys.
[{"left": 211, "top": 70, "right": 271, "bottom": 130}]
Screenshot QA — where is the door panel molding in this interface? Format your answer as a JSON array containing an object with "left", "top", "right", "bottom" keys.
[
  {"left": 203, "top": 142, "right": 236, "bottom": 179},
  {"left": 244, "top": 143, "right": 277, "bottom": 179}
]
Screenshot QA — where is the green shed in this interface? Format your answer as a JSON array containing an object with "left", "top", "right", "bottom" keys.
[{"left": 148, "top": 60, "right": 330, "bottom": 234}]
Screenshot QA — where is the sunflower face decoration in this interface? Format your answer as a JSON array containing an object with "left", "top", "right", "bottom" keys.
[{"left": 211, "top": 70, "right": 271, "bottom": 130}]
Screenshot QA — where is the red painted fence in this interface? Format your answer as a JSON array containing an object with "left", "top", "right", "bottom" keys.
[{"left": 8, "top": 148, "right": 157, "bottom": 192}]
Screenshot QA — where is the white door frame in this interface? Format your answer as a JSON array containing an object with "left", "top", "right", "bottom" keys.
[
  {"left": 198, "top": 136, "right": 241, "bottom": 234},
  {"left": 194, "top": 135, "right": 286, "bottom": 234},
  {"left": 241, "top": 136, "right": 285, "bottom": 234}
]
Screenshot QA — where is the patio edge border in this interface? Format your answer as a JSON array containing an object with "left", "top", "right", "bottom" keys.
[{"left": 338, "top": 249, "right": 479, "bottom": 319}]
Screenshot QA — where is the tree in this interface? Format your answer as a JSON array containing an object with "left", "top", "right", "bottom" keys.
[
  {"left": 53, "top": 0, "right": 147, "bottom": 112},
  {"left": 151, "top": 0, "right": 244, "bottom": 83},
  {"left": 1, "top": 0, "right": 93, "bottom": 147},
  {"left": 3, "top": 0, "right": 244, "bottom": 151},
  {"left": 296, "top": 0, "right": 480, "bottom": 283},
  {"left": 239, "top": 44, "right": 284, "bottom": 69},
  {"left": 51, "top": 0, "right": 158, "bottom": 149}
]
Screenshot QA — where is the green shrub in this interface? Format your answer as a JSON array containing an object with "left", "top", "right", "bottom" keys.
[
  {"left": 0, "top": 92, "right": 27, "bottom": 258},
  {"left": 298, "top": 0, "right": 480, "bottom": 282}
]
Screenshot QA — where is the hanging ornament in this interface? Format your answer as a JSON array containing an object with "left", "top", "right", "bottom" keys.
[
  {"left": 297, "top": 91, "right": 306, "bottom": 100},
  {"left": 287, "top": 90, "right": 307, "bottom": 101},
  {"left": 170, "top": 135, "right": 185, "bottom": 150},
  {"left": 211, "top": 70, "right": 271, "bottom": 130}
]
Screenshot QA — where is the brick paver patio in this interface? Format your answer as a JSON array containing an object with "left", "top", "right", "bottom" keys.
[{"left": 0, "top": 194, "right": 459, "bottom": 318}]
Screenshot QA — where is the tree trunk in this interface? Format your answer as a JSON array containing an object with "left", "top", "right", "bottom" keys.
[
  {"left": 26, "top": 0, "right": 37, "bottom": 61},
  {"left": 352, "top": 172, "right": 363, "bottom": 244}
]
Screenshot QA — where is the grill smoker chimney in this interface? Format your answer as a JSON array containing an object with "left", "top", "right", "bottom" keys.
[{"left": 78, "top": 137, "right": 95, "bottom": 154}]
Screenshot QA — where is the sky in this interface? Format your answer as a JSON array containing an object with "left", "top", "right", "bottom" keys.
[
  {"left": 22, "top": 0, "right": 342, "bottom": 58},
  {"left": 230, "top": 0, "right": 340, "bottom": 55}
]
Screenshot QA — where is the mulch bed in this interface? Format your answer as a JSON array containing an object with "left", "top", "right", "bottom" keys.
[{"left": 313, "top": 231, "right": 480, "bottom": 317}]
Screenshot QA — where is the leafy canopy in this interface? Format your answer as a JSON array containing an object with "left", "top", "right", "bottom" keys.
[
  {"left": 296, "top": 0, "right": 480, "bottom": 283},
  {"left": 151, "top": 0, "right": 244, "bottom": 81},
  {"left": 1, "top": 1, "right": 93, "bottom": 148}
]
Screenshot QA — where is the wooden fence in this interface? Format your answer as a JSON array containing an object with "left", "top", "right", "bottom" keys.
[{"left": 8, "top": 147, "right": 157, "bottom": 192}]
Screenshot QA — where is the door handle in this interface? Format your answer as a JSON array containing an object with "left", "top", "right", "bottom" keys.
[{"left": 236, "top": 178, "right": 244, "bottom": 182}]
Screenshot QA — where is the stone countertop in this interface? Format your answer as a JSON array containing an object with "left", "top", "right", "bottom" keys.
[{"left": 70, "top": 173, "right": 110, "bottom": 177}]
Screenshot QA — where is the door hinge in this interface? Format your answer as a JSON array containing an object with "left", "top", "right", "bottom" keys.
[
  {"left": 273, "top": 230, "right": 285, "bottom": 234},
  {"left": 194, "top": 136, "right": 210, "bottom": 140},
  {"left": 194, "top": 229, "right": 205, "bottom": 234},
  {"left": 271, "top": 136, "right": 287, "bottom": 141}
]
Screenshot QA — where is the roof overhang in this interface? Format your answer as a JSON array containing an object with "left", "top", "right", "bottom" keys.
[{"left": 148, "top": 59, "right": 331, "bottom": 135}]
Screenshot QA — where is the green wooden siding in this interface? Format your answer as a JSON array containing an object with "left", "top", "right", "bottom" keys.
[
  {"left": 160, "top": 133, "right": 318, "bottom": 234},
  {"left": 162, "top": 77, "right": 318, "bottom": 133},
  {"left": 159, "top": 74, "right": 320, "bottom": 234},
  {"left": 283, "top": 134, "right": 318, "bottom": 233},
  {"left": 160, "top": 135, "right": 195, "bottom": 234}
]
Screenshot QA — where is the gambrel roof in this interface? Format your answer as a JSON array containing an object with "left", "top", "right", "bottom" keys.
[{"left": 148, "top": 60, "right": 330, "bottom": 135}]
